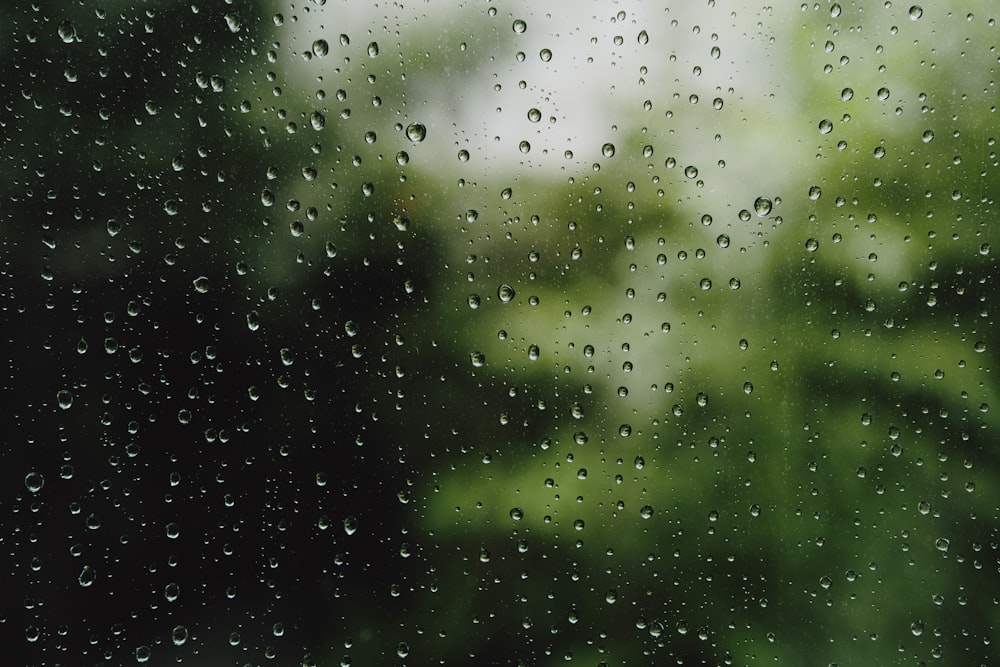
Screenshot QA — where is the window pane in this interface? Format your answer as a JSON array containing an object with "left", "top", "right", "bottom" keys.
[{"left": 9, "top": 2, "right": 996, "bottom": 665}]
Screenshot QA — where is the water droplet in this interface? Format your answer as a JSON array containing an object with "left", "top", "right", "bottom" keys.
[
  {"left": 512, "top": 19, "right": 527, "bottom": 33},
  {"left": 808, "top": 185, "right": 822, "bottom": 200},
  {"left": 639, "top": 505, "right": 654, "bottom": 519},
  {"left": 171, "top": 625, "right": 188, "bottom": 646},
  {"left": 470, "top": 351, "right": 486, "bottom": 367},
  {"left": 602, "top": 143, "right": 616, "bottom": 158},
  {"left": 934, "top": 537, "right": 949, "bottom": 552},
  {"left": 539, "top": 48, "right": 552, "bottom": 62},
  {"left": 498, "top": 284, "right": 515, "bottom": 302},
  {"left": 25, "top": 472, "right": 45, "bottom": 493},
  {"left": 56, "top": 389, "right": 74, "bottom": 410},
  {"left": 528, "top": 344, "right": 540, "bottom": 361},
  {"left": 877, "top": 87, "right": 891, "bottom": 100},
  {"left": 753, "top": 197, "right": 772, "bottom": 217},
  {"left": 78, "top": 565, "right": 96, "bottom": 587},
  {"left": 922, "top": 129, "right": 934, "bottom": 143},
  {"left": 312, "top": 39, "right": 329, "bottom": 57},
  {"left": 310, "top": 111, "right": 325, "bottom": 130},
  {"left": 192, "top": 276, "right": 210, "bottom": 293},
  {"left": 509, "top": 507, "right": 524, "bottom": 520},
  {"left": 729, "top": 277, "right": 741, "bottom": 290},
  {"left": 909, "top": 5, "right": 923, "bottom": 20},
  {"left": 605, "top": 589, "right": 618, "bottom": 604},
  {"left": 467, "top": 294, "right": 481, "bottom": 309},
  {"left": 58, "top": 20, "right": 78, "bottom": 43},
  {"left": 135, "top": 646, "right": 151, "bottom": 663},
  {"left": 406, "top": 123, "right": 427, "bottom": 142},
  {"left": 684, "top": 165, "right": 699, "bottom": 178},
  {"left": 396, "top": 151, "right": 410, "bottom": 165},
  {"left": 918, "top": 500, "right": 932, "bottom": 515},
  {"left": 830, "top": 3, "right": 842, "bottom": 17},
  {"left": 367, "top": 41, "right": 379, "bottom": 57},
  {"left": 841, "top": 87, "right": 854, "bottom": 101},
  {"left": 743, "top": 381, "right": 754, "bottom": 394},
  {"left": 818, "top": 119, "right": 833, "bottom": 134},
  {"left": 343, "top": 516, "right": 358, "bottom": 535},
  {"left": 637, "top": 30, "right": 649, "bottom": 44},
  {"left": 910, "top": 620, "right": 924, "bottom": 636},
  {"left": 519, "top": 140, "right": 531, "bottom": 153},
  {"left": 527, "top": 108, "right": 541, "bottom": 122}
]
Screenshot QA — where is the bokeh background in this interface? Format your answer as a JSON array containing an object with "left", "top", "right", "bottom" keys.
[{"left": 4, "top": 1, "right": 997, "bottom": 665}]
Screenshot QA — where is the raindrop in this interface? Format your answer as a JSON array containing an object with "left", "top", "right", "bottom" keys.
[
  {"left": 805, "top": 238, "right": 819, "bottom": 252},
  {"left": 717, "top": 234, "right": 730, "bottom": 248},
  {"left": 841, "top": 87, "right": 854, "bottom": 101},
  {"left": 25, "top": 472, "right": 45, "bottom": 493},
  {"left": 78, "top": 565, "right": 96, "bottom": 587},
  {"left": 637, "top": 30, "right": 649, "bottom": 44},
  {"left": 753, "top": 197, "right": 772, "bottom": 216},
  {"left": 922, "top": 130, "right": 934, "bottom": 143},
  {"left": 367, "top": 41, "right": 379, "bottom": 57},
  {"left": 877, "top": 87, "right": 890, "bottom": 100},
  {"left": 602, "top": 143, "right": 616, "bottom": 158},
  {"left": 512, "top": 19, "right": 527, "bottom": 33},
  {"left": 539, "top": 48, "right": 552, "bottom": 62},
  {"left": 510, "top": 508, "right": 524, "bottom": 520},
  {"left": 310, "top": 111, "right": 325, "bottom": 130},
  {"left": 498, "top": 284, "right": 515, "bottom": 302},
  {"left": 808, "top": 186, "right": 822, "bottom": 200},
  {"left": 519, "top": 140, "right": 531, "bottom": 153},
  {"left": 312, "top": 39, "right": 329, "bottom": 57},
  {"left": 909, "top": 5, "right": 923, "bottom": 20},
  {"left": 172, "top": 626, "right": 189, "bottom": 646},
  {"left": 343, "top": 516, "right": 358, "bottom": 535},
  {"left": 56, "top": 389, "right": 74, "bottom": 410},
  {"left": 639, "top": 505, "right": 654, "bottom": 519},
  {"left": 819, "top": 119, "right": 833, "bottom": 134},
  {"left": 684, "top": 165, "right": 698, "bottom": 178},
  {"left": 58, "top": 20, "right": 78, "bottom": 43},
  {"left": 406, "top": 123, "right": 427, "bottom": 142},
  {"left": 192, "top": 276, "right": 210, "bottom": 293},
  {"left": 527, "top": 108, "right": 541, "bottom": 122},
  {"left": 934, "top": 537, "right": 949, "bottom": 552},
  {"left": 470, "top": 351, "right": 486, "bottom": 367}
]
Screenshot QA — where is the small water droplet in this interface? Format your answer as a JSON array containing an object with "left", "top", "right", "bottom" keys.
[{"left": 509, "top": 507, "right": 524, "bottom": 520}]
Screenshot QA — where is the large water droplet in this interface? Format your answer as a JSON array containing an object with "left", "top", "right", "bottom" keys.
[
  {"left": 58, "top": 20, "right": 78, "bottom": 43},
  {"left": 497, "top": 284, "right": 515, "bottom": 302},
  {"left": 25, "top": 471, "right": 45, "bottom": 493},
  {"left": 310, "top": 111, "right": 326, "bottom": 130},
  {"left": 312, "top": 39, "right": 329, "bottom": 57},
  {"left": 56, "top": 389, "right": 74, "bottom": 410},
  {"left": 406, "top": 123, "right": 427, "bottom": 142},
  {"left": 512, "top": 19, "right": 527, "bottom": 33},
  {"left": 908, "top": 5, "right": 923, "bottom": 20},
  {"left": 753, "top": 197, "right": 772, "bottom": 216}
]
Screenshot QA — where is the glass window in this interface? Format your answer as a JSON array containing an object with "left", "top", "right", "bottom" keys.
[{"left": 10, "top": 2, "right": 996, "bottom": 665}]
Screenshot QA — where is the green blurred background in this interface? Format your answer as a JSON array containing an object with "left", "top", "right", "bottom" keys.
[{"left": 5, "top": 1, "right": 997, "bottom": 665}]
